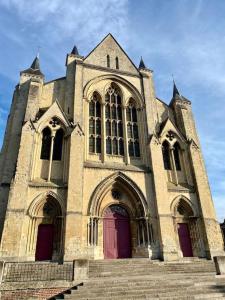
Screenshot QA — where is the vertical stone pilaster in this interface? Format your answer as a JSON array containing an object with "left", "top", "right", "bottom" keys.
[{"left": 64, "top": 60, "right": 85, "bottom": 260}]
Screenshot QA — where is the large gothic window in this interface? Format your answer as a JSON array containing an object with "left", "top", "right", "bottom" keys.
[
  {"left": 105, "top": 85, "right": 124, "bottom": 155},
  {"left": 40, "top": 127, "right": 51, "bottom": 160},
  {"left": 162, "top": 141, "right": 171, "bottom": 170},
  {"left": 89, "top": 92, "right": 102, "bottom": 154},
  {"left": 126, "top": 99, "right": 140, "bottom": 157}
]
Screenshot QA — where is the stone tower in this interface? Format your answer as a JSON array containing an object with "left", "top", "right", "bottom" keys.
[{"left": 0, "top": 34, "right": 223, "bottom": 262}]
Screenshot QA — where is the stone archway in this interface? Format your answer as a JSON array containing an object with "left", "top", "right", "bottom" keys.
[
  {"left": 171, "top": 196, "right": 203, "bottom": 258},
  {"left": 27, "top": 192, "right": 65, "bottom": 261},
  {"left": 87, "top": 172, "right": 154, "bottom": 259}
]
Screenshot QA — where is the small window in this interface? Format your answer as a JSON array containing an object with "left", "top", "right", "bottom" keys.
[
  {"left": 40, "top": 127, "right": 51, "bottom": 160},
  {"left": 107, "top": 55, "right": 110, "bottom": 68},
  {"left": 116, "top": 57, "right": 119, "bottom": 69},
  {"left": 162, "top": 141, "right": 171, "bottom": 170}
]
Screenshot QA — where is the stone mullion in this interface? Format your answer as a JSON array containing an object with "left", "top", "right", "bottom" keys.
[
  {"left": 47, "top": 133, "right": 56, "bottom": 182},
  {"left": 170, "top": 147, "right": 178, "bottom": 185}
]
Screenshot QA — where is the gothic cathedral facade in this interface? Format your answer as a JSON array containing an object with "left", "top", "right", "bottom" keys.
[{"left": 0, "top": 34, "right": 223, "bottom": 262}]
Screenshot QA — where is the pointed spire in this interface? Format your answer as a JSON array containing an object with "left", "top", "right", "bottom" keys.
[
  {"left": 20, "top": 55, "right": 43, "bottom": 77},
  {"left": 71, "top": 45, "right": 79, "bottom": 55},
  {"left": 139, "top": 56, "right": 146, "bottom": 69},
  {"left": 173, "top": 80, "right": 180, "bottom": 98},
  {"left": 30, "top": 56, "right": 40, "bottom": 70}
]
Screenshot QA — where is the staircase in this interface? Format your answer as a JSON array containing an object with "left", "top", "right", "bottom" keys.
[{"left": 50, "top": 258, "right": 225, "bottom": 300}]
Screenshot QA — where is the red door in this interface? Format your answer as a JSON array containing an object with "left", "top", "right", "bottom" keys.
[
  {"left": 104, "top": 206, "right": 131, "bottom": 259},
  {"left": 178, "top": 223, "right": 193, "bottom": 257},
  {"left": 35, "top": 224, "right": 54, "bottom": 261}
]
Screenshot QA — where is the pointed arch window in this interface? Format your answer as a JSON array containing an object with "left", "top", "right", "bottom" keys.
[
  {"left": 53, "top": 128, "right": 64, "bottom": 161},
  {"left": 126, "top": 99, "right": 140, "bottom": 157},
  {"left": 105, "top": 84, "right": 124, "bottom": 155},
  {"left": 116, "top": 57, "right": 119, "bottom": 69},
  {"left": 107, "top": 55, "right": 110, "bottom": 68},
  {"left": 40, "top": 127, "right": 51, "bottom": 160},
  {"left": 162, "top": 141, "right": 171, "bottom": 170},
  {"left": 173, "top": 142, "right": 181, "bottom": 171},
  {"left": 89, "top": 92, "right": 102, "bottom": 154}
]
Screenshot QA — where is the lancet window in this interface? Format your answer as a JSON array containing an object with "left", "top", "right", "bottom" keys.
[
  {"left": 105, "top": 85, "right": 124, "bottom": 155},
  {"left": 173, "top": 142, "right": 181, "bottom": 171},
  {"left": 126, "top": 99, "right": 140, "bottom": 157},
  {"left": 40, "top": 127, "right": 51, "bottom": 160},
  {"left": 162, "top": 141, "right": 171, "bottom": 170},
  {"left": 89, "top": 92, "right": 102, "bottom": 154}
]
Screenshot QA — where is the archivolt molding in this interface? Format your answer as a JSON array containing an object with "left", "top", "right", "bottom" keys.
[
  {"left": 88, "top": 171, "right": 148, "bottom": 217},
  {"left": 83, "top": 74, "right": 144, "bottom": 108},
  {"left": 170, "top": 195, "right": 197, "bottom": 217},
  {"left": 27, "top": 191, "right": 66, "bottom": 218}
]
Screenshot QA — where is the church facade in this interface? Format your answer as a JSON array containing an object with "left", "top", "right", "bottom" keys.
[{"left": 0, "top": 34, "right": 223, "bottom": 262}]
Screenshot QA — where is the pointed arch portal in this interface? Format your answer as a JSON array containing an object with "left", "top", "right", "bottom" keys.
[{"left": 87, "top": 172, "right": 152, "bottom": 259}]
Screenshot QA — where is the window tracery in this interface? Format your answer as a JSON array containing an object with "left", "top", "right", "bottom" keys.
[
  {"left": 89, "top": 92, "right": 102, "bottom": 154},
  {"left": 126, "top": 99, "right": 140, "bottom": 157},
  {"left": 105, "top": 85, "right": 124, "bottom": 156}
]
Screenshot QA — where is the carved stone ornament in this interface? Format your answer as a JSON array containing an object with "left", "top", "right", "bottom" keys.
[{"left": 166, "top": 131, "right": 175, "bottom": 141}]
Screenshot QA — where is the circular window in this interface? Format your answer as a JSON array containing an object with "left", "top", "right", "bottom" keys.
[{"left": 111, "top": 189, "right": 121, "bottom": 200}]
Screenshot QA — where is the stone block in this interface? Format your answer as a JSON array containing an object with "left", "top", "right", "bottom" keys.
[
  {"left": 213, "top": 256, "right": 225, "bottom": 275},
  {"left": 73, "top": 259, "right": 89, "bottom": 280}
]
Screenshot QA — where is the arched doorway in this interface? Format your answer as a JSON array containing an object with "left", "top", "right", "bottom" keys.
[
  {"left": 34, "top": 197, "right": 63, "bottom": 261},
  {"left": 174, "top": 198, "right": 194, "bottom": 257},
  {"left": 103, "top": 205, "right": 131, "bottom": 259}
]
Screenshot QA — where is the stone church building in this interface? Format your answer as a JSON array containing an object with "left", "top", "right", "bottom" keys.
[{"left": 0, "top": 34, "right": 223, "bottom": 263}]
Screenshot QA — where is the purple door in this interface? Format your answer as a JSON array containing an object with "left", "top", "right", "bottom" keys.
[
  {"left": 178, "top": 223, "right": 193, "bottom": 257},
  {"left": 104, "top": 206, "right": 131, "bottom": 259},
  {"left": 35, "top": 224, "right": 54, "bottom": 261}
]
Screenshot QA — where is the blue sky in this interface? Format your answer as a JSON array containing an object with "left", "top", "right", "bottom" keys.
[{"left": 0, "top": 0, "right": 224, "bottom": 220}]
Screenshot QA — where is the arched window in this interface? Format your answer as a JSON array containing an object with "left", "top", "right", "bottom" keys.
[
  {"left": 105, "top": 84, "right": 124, "bottom": 155},
  {"left": 53, "top": 128, "right": 64, "bottom": 161},
  {"left": 116, "top": 57, "right": 119, "bottom": 69},
  {"left": 162, "top": 141, "right": 171, "bottom": 170},
  {"left": 126, "top": 99, "right": 140, "bottom": 157},
  {"left": 89, "top": 92, "right": 102, "bottom": 154},
  {"left": 40, "top": 127, "right": 51, "bottom": 160},
  {"left": 174, "top": 142, "right": 181, "bottom": 171},
  {"left": 107, "top": 55, "right": 110, "bottom": 68}
]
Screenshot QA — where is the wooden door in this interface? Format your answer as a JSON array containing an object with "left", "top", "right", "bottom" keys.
[
  {"left": 104, "top": 207, "right": 131, "bottom": 259},
  {"left": 35, "top": 224, "right": 54, "bottom": 261},
  {"left": 178, "top": 223, "right": 193, "bottom": 257}
]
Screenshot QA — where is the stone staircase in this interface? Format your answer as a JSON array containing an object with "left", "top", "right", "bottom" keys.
[{"left": 50, "top": 258, "right": 225, "bottom": 300}]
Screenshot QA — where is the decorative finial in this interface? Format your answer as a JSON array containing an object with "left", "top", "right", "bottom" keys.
[{"left": 139, "top": 56, "right": 146, "bottom": 69}]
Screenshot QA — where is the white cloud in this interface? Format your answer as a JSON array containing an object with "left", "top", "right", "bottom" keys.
[{"left": 0, "top": 0, "right": 129, "bottom": 44}]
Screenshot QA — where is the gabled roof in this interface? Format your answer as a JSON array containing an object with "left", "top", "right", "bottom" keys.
[
  {"left": 84, "top": 33, "right": 139, "bottom": 73},
  {"left": 158, "top": 117, "right": 186, "bottom": 143}
]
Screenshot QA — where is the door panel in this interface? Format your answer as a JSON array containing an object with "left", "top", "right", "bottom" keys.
[
  {"left": 103, "top": 209, "right": 131, "bottom": 259},
  {"left": 35, "top": 224, "right": 54, "bottom": 261},
  {"left": 178, "top": 223, "right": 193, "bottom": 257}
]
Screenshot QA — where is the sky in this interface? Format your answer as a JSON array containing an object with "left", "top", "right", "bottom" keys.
[{"left": 0, "top": 0, "right": 224, "bottom": 221}]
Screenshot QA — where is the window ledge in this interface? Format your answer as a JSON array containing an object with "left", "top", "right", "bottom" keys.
[
  {"left": 28, "top": 179, "right": 67, "bottom": 188},
  {"left": 167, "top": 181, "right": 195, "bottom": 192},
  {"left": 84, "top": 161, "right": 151, "bottom": 173}
]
